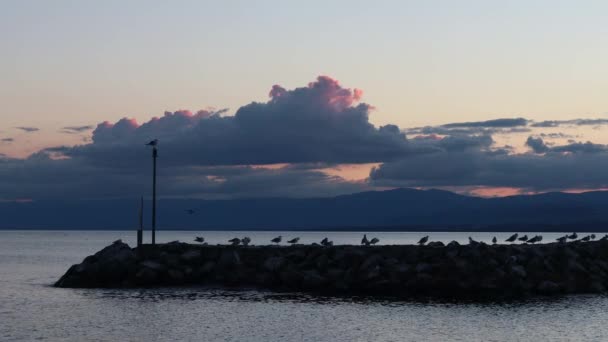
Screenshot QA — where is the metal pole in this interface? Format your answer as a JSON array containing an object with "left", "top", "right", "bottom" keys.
[
  {"left": 137, "top": 196, "right": 143, "bottom": 247},
  {"left": 152, "top": 147, "right": 157, "bottom": 245}
]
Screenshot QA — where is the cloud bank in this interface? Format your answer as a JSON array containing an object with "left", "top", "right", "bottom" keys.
[{"left": 3, "top": 76, "right": 608, "bottom": 200}]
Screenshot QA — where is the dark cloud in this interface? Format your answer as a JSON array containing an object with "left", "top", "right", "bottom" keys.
[
  {"left": 539, "top": 132, "right": 573, "bottom": 139},
  {"left": 531, "top": 119, "right": 608, "bottom": 127},
  {"left": 60, "top": 125, "right": 95, "bottom": 134},
  {"left": 405, "top": 118, "right": 530, "bottom": 136},
  {"left": 15, "top": 127, "right": 39, "bottom": 133},
  {"left": 370, "top": 149, "right": 608, "bottom": 191},
  {"left": 442, "top": 118, "right": 528, "bottom": 128},
  {"left": 526, "top": 136, "right": 607, "bottom": 154},
  {"left": 371, "top": 135, "right": 608, "bottom": 191},
  {"left": 525, "top": 136, "right": 549, "bottom": 153},
  {"left": 0, "top": 151, "right": 367, "bottom": 200},
  {"left": 55, "top": 76, "right": 409, "bottom": 167}
]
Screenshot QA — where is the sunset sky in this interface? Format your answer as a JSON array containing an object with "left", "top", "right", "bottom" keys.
[{"left": 2, "top": 1, "right": 608, "bottom": 200}]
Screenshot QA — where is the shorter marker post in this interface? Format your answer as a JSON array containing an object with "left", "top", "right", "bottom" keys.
[{"left": 137, "top": 196, "right": 143, "bottom": 247}]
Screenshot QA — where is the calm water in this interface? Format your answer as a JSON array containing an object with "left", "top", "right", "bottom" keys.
[{"left": 1, "top": 230, "right": 608, "bottom": 342}]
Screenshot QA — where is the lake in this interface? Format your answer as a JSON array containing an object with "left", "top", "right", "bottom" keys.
[{"left": 1, "top": 230, "right": 607, "bottom": 341}]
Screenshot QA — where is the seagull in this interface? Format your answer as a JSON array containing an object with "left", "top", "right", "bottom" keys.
[
  {"left": 320, "top": 237, "right": 329, "bottom": 246},
  {"left": 518, "top": 235, "right": 529, "bottom": 242},
  {"left": 194, "top": 236, "right": 204, "bottom": 243},
  {"left": 556, "top": 236, "right": 568, "bottom": 243},
  {"left": 527, "top": 235, "right": 542, "bottom": 244},
  {"left": 418, "top": 236, "right": 429, "bottom": 245},
  {"left": 370, "top": 237, "right": 379, "bottom": 245},
  {"left": 468, "top": 237, "right": 480, "bottom": 245},
  {"left": 145, "top": 139, "right": 158, "bottom": 146},
  {"left": 492, "top": 236, "right": 497, "bottom": 244},
  {"left": 581, "top": 235, "right": 591, "bottom": 242},
  {"left": 242, "top": 237, "right": 251, "bottom": 246},
  {"left": 361, "top": 234, "right": 370, "bottom": 246},
  {"left": 600, "top": 234, "right": 608, "bottom": 241},
  {"left": 228, "top": 237, "right": 241, "bottom": 246},
  {"left": 271, "top": 236, "right": 282, "bottom": 245},
  {"left": 567, "top": 232, "right": 578, "bottom": 240},
  {"left": 505, "top": 233, "right": 518, "bottom": 243},
  {"left": 287, "top": 237, "right": 300, "bottom": 244},
  {"left": 186, "top": 209, "right": 195, "bottom": 215},
  {"left": 591, "top": 234, "right": 596, "bottom": 240}
]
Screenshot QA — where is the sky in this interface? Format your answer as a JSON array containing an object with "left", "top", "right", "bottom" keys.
[{"left": 2, "top": 1, "right": 608, "bottom": 201}]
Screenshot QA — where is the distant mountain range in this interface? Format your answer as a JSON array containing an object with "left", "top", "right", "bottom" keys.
[{"left": 2, "top": 188, "right": 608, "bottom": 231}]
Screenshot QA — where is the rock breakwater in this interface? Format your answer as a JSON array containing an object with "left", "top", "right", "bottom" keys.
[{"left": 55, "top": 239, "right": 608, "bottom": 298}]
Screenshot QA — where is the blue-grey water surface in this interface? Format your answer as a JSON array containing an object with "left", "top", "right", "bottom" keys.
[{"left": 1, "top": 230, "right": 608, "bottom": 341}]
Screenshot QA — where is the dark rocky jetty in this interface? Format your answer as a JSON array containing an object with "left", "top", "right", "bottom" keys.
[{"left": 55, "top": 239, "right": 608, "bottom": 298}]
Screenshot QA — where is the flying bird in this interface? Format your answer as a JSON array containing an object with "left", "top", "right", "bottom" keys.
[
  {"left": 145, "top": 139, "right": 158, "bottom": 146},
  {"left": 242, "top": 237, "right": 251, "bottom": 246},
  {"left": 229, "top": 237, "right": 241, "bottom": 246},
  {"left": 361, "top": 234, "right": 370, "bottom": 246},
  {"left": 271, "top": 236, "right": 282, "bottom": 245},
  {"left": 492, "top": 236, "right": 497, "bottom": 244},
  {"left": 505, "top": 233, "right": 518, "bottom": 243},
  {"left": 370, "top": 237, "right": 379, "bottom": 245},
  {"left": 418, "top": 236, "right": 429, "bottom": 245},
  {"left": 287, "top": 237, "right": 300, "bottom": 244},
  {"left": 518, "top": 235, "right": 529, "bottom": 242},
  {"left": 194, "top": 236, "right": 204, "bottom": 243}
]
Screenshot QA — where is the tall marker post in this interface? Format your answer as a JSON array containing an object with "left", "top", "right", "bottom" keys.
[
  {"left": 152, "top": 145, "right": 157, "bottom": 245},
  {"left": 146, "top": 139, "right": 159, "bottom": 245}
]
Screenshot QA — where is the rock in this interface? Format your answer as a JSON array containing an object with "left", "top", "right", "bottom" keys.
[
  {"left": 415, "top": 263, "right": 432, "bottom": 273},
  {"left": 510, "top": 265, "right": 527, "bottom": 278},
  {"left": 360, "top": 254, "right": 383, "bottom": 271},
  {"left": 537, "top": 280, "right": 560, "bottom": 295},
  {"left": 141, "top": 260, "right": 166, "bottom": 272},
  {"left": 264, "top": 256, "right": 286, "bottom": 272},
  {"left": 167, "top": 269, "right": 184, "bottom": 283},
  {"left": 199, "top": 261, "right": 215, "bottom": 274},
  {"left": 180, "top": 249, "right": 201, "bottom": 263},
  {"left": 447, "top": 241, "right": 460, "bottom": 247},
  {"left": 217, "top": 250, "right": 241, "bottom": 269},
  {"left": 427, "top": 241, "right": 445, "bottom": 248},
  {"left": 302, "top": 270, "right": 325, "bottom": 289},
  {"left": 135, "top": 268, "right": 158, "bottom": 285}
]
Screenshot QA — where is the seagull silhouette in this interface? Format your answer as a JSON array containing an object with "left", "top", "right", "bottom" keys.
[
  {"left": 505, "top": 233, "right": 518, "bottom": 243},
  {"left": 418, "top": 236, "right": 429, "bottom": 245},
  {"left": 361, "top": 234, "right": 370, "bottom": 246}
]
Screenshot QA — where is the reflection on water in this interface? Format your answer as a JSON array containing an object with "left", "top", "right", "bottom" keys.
[{"left": 3, "top": 230, "right": 608, "bottom": 342}]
